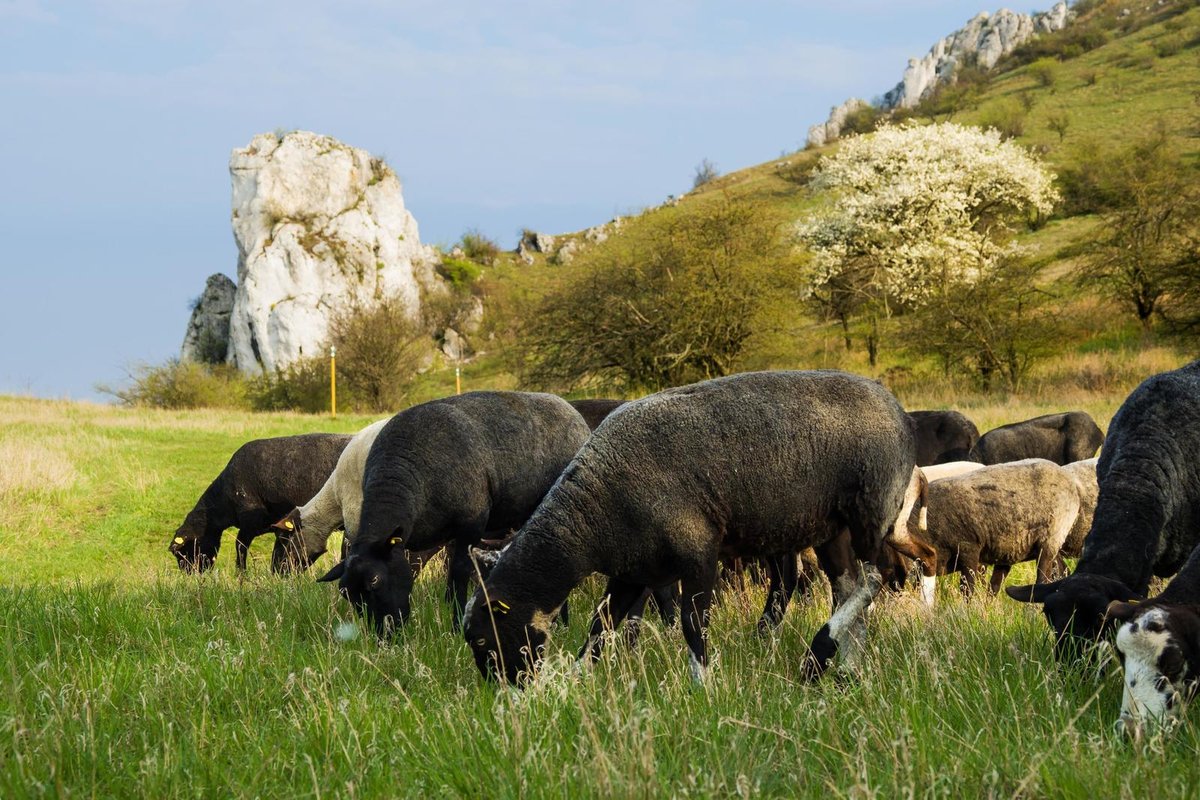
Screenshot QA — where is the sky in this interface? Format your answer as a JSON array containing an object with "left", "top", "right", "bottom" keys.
[{"left": 0, "top": 0, "right": 1032, "bottom": 399}]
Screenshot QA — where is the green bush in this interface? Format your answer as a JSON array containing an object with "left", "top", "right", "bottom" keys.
[
  {"left": 1028, "top": 58, "right": 1059, "bottom": 88},
  {"left": 436, "top": 256, "right": 483, "bottom": 291},
  {"left": 459, "top": 229, "right": 500, "bottom": 266},
  {"left": 100, "top": 360, "right": 249, "bottom": 410},
  {"left": 979, "top": 102, "right": 1026, "bottom": 139},
  {"left": 246, "top": 356, "right": 333, "bottom": 413}
]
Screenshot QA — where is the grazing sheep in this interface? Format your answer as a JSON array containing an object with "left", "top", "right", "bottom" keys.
[
  {"left": 970, "top": 411, "right": 1104, "bottom": 465},
  {"left": 1008, "top": 361, "right": 1200, "bottom": 661},
  {"left": 568, "top": 399, "right": 626, "bottom": 431},
  {"left": 270, "top": 419, "right": 390, "bottom": 572},
  {"left": 917, "top": 459, "right": 1081, "bottom": 597},
  {"left": 1107, "top": 544, "right": 1200, "bottom": 738},
  {"left": 909, "top": 410, "right": 980, "bottom": 465},
  {"left": 168, "top": 433, "right": 352, "bottom": 573},
  {"left": 463, "top": 370, "right": 916, "bottom": 685},
  {"left": 318, "top": 391, "right": 591, "bottom": 636},
  {"left": 1061, "top": 458, "right": 1099, "bottom": 559}
]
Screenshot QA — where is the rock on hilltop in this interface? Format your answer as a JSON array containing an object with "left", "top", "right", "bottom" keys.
[
  {"left": 807, "top": 2, "right": 1070, "bottom": 148},
  {"left": 186, "top": 131, "right": 440, "bottom": 374}
]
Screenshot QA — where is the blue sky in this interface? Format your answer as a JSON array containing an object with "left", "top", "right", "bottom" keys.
[{"left": 0, "top": 0, "right": 1037, "bottom": 399}]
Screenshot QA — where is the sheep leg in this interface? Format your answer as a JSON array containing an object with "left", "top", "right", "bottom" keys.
[
  {"left": 579, "top": 579, "right": 652, "bottom": 663},
  {"left": 1035, "top": 545, "right": 1060, "bottom": 585},
  {"left": 652, "top": 584, "right": 679, "bottom": 627},
  {"left": 445, "top": 542, "right": 477, "bottom": 631},
  {"left": 680, "top": 565, "right": 718, "bottom": 683},
  {"left": 623, "top": 589, "right": 652, "bottom": 648},
  {"left": 815, "top": 530, "right": 858, "bottom": 610},
  {"left": 757, "top": 553, "right": 799, "bottom": 636},
  {"left": 234, "top": 529, "right": 253, "bottom": 572},
  {"left": 885, "top": 534, "right": 939, "bottom": 607},
  {"left": 989, "top": 564, "right": 1012, "bottom": 595},
  {"left": 802, "top": 565, "right": 884, "bottom": 681},
  {"left": 957, "top": 549, "right": 984, "bottom": 598}
]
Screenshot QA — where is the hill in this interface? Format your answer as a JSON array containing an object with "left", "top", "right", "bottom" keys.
[{"left": 434, "top": 0, "right": 1196, "bottom": 407}]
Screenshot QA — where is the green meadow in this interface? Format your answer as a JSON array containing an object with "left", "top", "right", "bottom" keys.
[{"left": 2, "top": 392, "right": 1199, "bottom": 798}]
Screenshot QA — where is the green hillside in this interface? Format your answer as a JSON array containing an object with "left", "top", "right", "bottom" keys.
[{"left": 446, "top": 0, "right": 1197, "bottom": 408}]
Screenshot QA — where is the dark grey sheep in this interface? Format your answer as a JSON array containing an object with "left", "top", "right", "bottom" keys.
[
  {"left": 1008, "top": 360, "right": 1200, "bottom": 661},
  {"left": 169, "top": 433, "right": 352, "bottom": 573},
  {"left": 463, "top": 370, "right": 916, "bottom": 685},
  {"left": 908, "top": 410, "right": 980, "bottom": 465},
  {"left": 318, "top": 391, "right": 591, "bottom": 636},
  {"left": 970, "top": 411, "right": 1104, "bottom": 465}
]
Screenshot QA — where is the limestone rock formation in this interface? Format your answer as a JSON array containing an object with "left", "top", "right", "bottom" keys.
[
  {"left": 223, "top": 130, "right": 438, "bottom": 374},
  {"left": 181, "top": 273, "right": 237, "bottom": 364},
  {"left": 807, "top": 2, "right": 1071, "bottom": 148}
]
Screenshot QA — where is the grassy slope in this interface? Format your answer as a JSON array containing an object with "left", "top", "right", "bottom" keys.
[
  {"left": 444, "top": 3, "right": 1199, "bottom": 403},
  {"left": 3, "top": 395, "right": 1200, "bottom": 797}
]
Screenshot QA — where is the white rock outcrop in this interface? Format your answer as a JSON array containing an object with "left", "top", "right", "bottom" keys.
[
  {"left": 806, "top": 2, "right": 1071, "bottom": 148},
  {"left": 180, "top": 273, "right": 237, "bottom": 364},
  {"left": 224, "top": 131, "right": 437, "bottom": 374}
]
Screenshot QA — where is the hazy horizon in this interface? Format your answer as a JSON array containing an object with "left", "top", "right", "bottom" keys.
[{"left": 1, "top": 0, "right": 1027, "bottom": 399}]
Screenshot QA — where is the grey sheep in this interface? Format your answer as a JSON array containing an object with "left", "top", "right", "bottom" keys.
[
  {"left": 463, "top": 370, "right": 916, "bottom": 685},
  {"left": 970, "top": 411, "right": 1104, "bottom": 465}
]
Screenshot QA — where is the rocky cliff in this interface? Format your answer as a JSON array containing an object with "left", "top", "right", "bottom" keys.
[
  {"left": 180, "top": 273, "right": 236, "bottom": 364},
  {"left": 807, "top": 2, "right": 1071, "bottom": 148},
  {"left": 199, "top": 131, "right": 438, "bottom": 374}
]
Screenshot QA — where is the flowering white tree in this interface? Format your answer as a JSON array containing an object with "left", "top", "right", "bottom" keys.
[{"left": 798, "top": 122, "right": 1058, "bottom": 365}]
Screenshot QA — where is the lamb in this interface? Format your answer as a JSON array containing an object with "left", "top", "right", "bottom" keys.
[
  {"left": 1007, "top": 360, "right": 1200, "bottom": 662},
  {"left": 318, "top": 391, "right": 591, "bottom": 636},
  {"left": 462, "top": 370, "right": 916, "bottom": 685},
  {"left": 1107, "top": 543, "right": 1200, "bottom": 738},
  {"left": 969, "top": 411, "right": 1104, "bottom": 465},
  {"left": 269, "top": 418, "right": 389, "bottom": 572},
  {"left": 915, "top": 459, "right": 1081, "bottom": 597},
  {"left": 908, "top": 410, "right": 980, "bottom": 465},
  {"left": 168, "top": 433, "right": 352, "bottom": 573}
]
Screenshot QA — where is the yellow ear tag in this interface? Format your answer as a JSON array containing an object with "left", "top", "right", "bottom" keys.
[
  {"left": 388, "top": 537, "right": 402, "bottom": 546},
  {"left": 1127, "top": 598, "right": 1140, "bottom": 604},
  {"left": 490, "top": 600, "right": 511, "bottom": 616},
  {"left": 173, "top": 536, "right": 185, "bottom": 545},
  {"left": 283, "top": 520, "right": 294, "bottom": 530}
]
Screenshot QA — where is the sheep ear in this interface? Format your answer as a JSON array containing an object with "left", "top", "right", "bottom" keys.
[
  {"left": 1106, "top": 600, "right": 1140, "bottom": 622},
  {"left": 317, "top": 561, "right": 345, "bottom": 583},
  {"left": 1005, "top": 581, "right": 1059, "bottom": 604},
  {"left": 271, "top": 508, "right": 301, "bottom": 535},
  {"left": 469, "top": 546, "right": 503, "bottom": 578}
]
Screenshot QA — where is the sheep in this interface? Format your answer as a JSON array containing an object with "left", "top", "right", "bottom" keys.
[
  {"left": 909, "top": 410, "right": 980, "bottom": 465},
  {"left": 269, "top": 418, "right": 390, "bottom": 572},
  {"left": 1007, "top": 360, "right": 1200, "bottom": 662},
  {"left": 969, "top": 411, "right": 1104, "bottom": 465},
  {"left": 915, "top": 459, "right": 1081, "bottom": 597},
  {"left": 1106, "top": 544, "right": 1200, "bottom": 738},
  {"left": 462, "top": 370, "right": 916, "bottom": 685},
  {"left": 1061, "top": 458, "right": 1099, "bottom": 560},
  {"left": 168, "top": 433, "right": 352, "bottom": 573},
  {"left": 567, "top": 398, "right": 626, "bottom": 431},
  {"left": 318, "top": 391, "right": 591, "bottom": 636}
]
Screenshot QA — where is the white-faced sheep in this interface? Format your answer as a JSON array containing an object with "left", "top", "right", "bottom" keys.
[{"left": 463, "top": 370, "right": 916, "bottom": 685}]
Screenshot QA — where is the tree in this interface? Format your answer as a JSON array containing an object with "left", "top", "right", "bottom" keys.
[
  {"left": 797, "top": 122, "right": 1058, "bottom": 365},
  {"left": 1079, "top": 131, "right": 1200, "bottom": 333},
  {"left": 521, "top": 198, "right": 797, "bottom": 393},
  {"left": 327, "top": 294, "right": 431, "bottom": 412},
  {"left": 693, "top": 158, "right": 720, "bottom": 188}
]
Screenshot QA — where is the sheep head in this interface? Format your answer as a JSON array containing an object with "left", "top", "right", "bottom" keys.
[
  {"left": 463, "top": 587, "right": 549, "bottom": 686},
  {"left": 1110, "top": 602, "right": 1200, "bottom": 739},
  {"left": 318, "top": 539, "right": 415, "bottom": 638},
  {"left": 1006, "top": 574, "right": 1142, "bottom": 662}
]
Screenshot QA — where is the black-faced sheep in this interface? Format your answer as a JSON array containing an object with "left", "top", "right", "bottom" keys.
[
  {"left": 1008, "top": 361, "right": 1200, "bottom": 662},
  {"left": 269, "top": 419, "right": 389, "bottom": 571},
  {"left": 463, "top": 370, "right": 916, "bottom": 685},
  {"left": 909, "top": 410, "right": 980, "bottom": 465},
  {"left": 916, "top": 459, "right": 1082, "bottom": 597},
  {"left": 1107, "top": 544, "right": 1200, "bottom": 738},
  {"left": 969, "top": 411, "right": 1104, "bottom": 465},
  {"left": 168, "top": 433, "right": 352, "bottom": 573},
  {"left": 318, "top": 391, "right": 591, "bottom": 636}
]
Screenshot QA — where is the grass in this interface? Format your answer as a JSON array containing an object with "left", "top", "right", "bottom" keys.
[{"left": 3, "top": 392, "right": 1200, "bottom": 797}]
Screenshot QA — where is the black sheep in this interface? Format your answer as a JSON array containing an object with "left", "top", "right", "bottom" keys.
[
  {"left": 1008, "top": 361, "right": 1200, "bottom": 660},
  {"left": 908, "top": 410, "right": 980, "bottom": 465},
  {"left": 169, "top": 433, "right": 352, "bottom": 573},
  {"left": 318, "top": 391, "right": 591, "bottom": 636},
  {"left": 970, "top": 411, "right": 1104, "bottom": 465},
  {"left": 567, "top": 398, "right": 627, "bottom": 431},
  {"left": 463, "top": 370, "right": 916, "bottom": 685}
]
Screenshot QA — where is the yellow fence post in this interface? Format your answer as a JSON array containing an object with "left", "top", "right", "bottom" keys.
[
  {"left": 330, "top": 345, "right": 337, "bottom": 418},
  {"left": 455, "top": 365, "right": 462, "bottom": 395}
]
